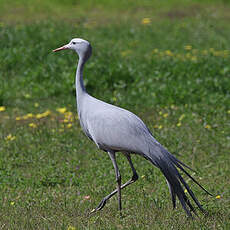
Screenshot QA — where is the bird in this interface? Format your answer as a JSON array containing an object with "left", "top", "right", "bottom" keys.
[{"left": 53, "top": 38, "right": 212, "bottom": 217}]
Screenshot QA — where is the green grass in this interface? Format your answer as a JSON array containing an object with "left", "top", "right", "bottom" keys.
[{"left": 0, "top": 0, "right": 230, "bottom": 229}]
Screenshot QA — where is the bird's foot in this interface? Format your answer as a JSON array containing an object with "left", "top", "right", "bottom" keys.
[{"left": 90, "top": 198, "right": 107, "bottom": 214}]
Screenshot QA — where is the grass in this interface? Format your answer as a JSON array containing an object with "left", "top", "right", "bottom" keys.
[{"left": 0, "top": 0, "right": 230, "bottom": 229}]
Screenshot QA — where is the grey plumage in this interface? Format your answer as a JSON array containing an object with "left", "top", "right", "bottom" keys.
[{"left": 53, "top": 38, "right": 212, "bottom": 217}]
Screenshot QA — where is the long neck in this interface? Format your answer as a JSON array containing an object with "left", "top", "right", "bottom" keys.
[{"left": 76, "top": 56, "right": 87, "bottom": 98}]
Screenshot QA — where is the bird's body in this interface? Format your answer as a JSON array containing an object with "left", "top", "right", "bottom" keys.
[
  {"left": 53, "top": 38, "right": 212, "bottom": 217},
  {"left": 78, "top": 93, "right": 153, "bottom": 154}
]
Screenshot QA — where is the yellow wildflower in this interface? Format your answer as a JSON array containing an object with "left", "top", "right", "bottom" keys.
[
  {"left": 16, "top": 116, "right": 21, "bottom": 121},
  {"left": 141, "top": 18, "right": 151, "bottom": 25},
  {"left": 10, "top": 201, "right": 15, "bottom": 206},
  {"left": 191, "top": 56, "right": 197, "bottom": 62},
  {"left": 56, "top": 107, "right": 67, "bottom": 114},
  {"left": 205, "top": 125, "right": 211, "bottom": 129},
  {"left": 202, "top": 50, "right": 208, "bottom": 55},
  {"left": 165, "top": 50, "right": 173, "bottom": 56},
  {"left": 227, "top": 110, "right": 230, "bottom": 114},
  {"left": 112, "top": 97, "right": 117, "bottom": 102},
  {"left": 0, "top": 106, "right": 6, "bottom": 112},
  {"left": 34, "top": 103, "right": 39, "bottom": 107},
  {"left": 67, "top": 123, "right": 72, "bottom": 128},
  {"left": 163, "top": 113, "right": 169, "bottom": 118},
  {"left": 5, "top": 134, "right": 16, "bottom": 141},
  {"left": 24, "top": 94, "right": 31, "bottom": 98},
  {"left": 69, "top": 117, "right": 74, "bottom": 122},
  {"left": 36, "top": 110, "right": 51, "bottom": 119},
  {"left": 184, "top": 189, "right": 188, "bottom": 193},
  {"left": 179, "top": 114, "right": 185, "bottom": 121},
  {"left": 29, "top": 123, "right": 37, "bottom": 128},
  {"left": 65, "top": 111, "right": 73, "bottom": 117},
  {"left": 158, "top": 125, "right": 163, "bottom": 129},
  {"left": 67, "top": 226, "right": 76, "bottom": 230},
  {"left": 64, "top": 112, "right": 74, "bottom": 122},
  {"left": 141, "top": 175, "right": 145, "bottom": 178},
  {"left": 22, "top": 115, "right": 29, "bottom": 120},
  {"left": 121, "top": 50, "right": 132, "bottom": 57},
  {"left": 184, "top": 45, "right": 192, "bottom": 50},
  {"left": 177, "top": 122, "right": 181, "bottom": 127},
  {"left": 43, "top": 110, "right": 51, "bottom": 116},
  {"left": 215, "top": 195, "right": 221, "bottom": 199},
  {"left": 26, "top": 113, "right": 33, "bottom": 118},
  {"left": 36, "top": 114, "right": 43, "bottom": 119}
]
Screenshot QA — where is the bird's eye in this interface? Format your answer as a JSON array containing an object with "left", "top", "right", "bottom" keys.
[{"left": 72, "top": 42, "right": 76, "bottom": 45}]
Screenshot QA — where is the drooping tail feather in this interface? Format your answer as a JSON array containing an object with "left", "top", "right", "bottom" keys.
[
  {"left": 146, "top": 140, "right": 212, "bottom": 217},
  {"left": 167, "top": 153, "right": 212, "bottom": 196}
]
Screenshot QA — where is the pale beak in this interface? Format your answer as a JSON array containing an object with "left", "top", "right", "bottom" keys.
[{"left": 53, "top": 45, "right": 69, "bottom": 52}]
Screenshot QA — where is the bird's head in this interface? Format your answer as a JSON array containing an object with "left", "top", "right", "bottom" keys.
[{"left": 53, "top": 38, "right": 92, "bottom": 60}]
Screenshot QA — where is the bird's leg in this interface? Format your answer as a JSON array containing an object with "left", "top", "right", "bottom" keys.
[
  {"left": 125, "top": 153, "right": 139, "bottom": 182},
  {"left": 91, "top": 154, "right": 138, "bottom": 213},
  {"left": 107, "top": 151, "right": 122, "bottom": 212}
]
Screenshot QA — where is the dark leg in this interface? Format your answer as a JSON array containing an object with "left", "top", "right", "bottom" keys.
[
  {"left": 91, "top": 153, "right": 138, "bottom": 213},
  {"left": 107, "top": 151, "right": 122, "bottom": 211}
]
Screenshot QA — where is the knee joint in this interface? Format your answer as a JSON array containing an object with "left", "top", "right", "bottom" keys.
[
  {"left": 116, "top": 174, "right": 121, "bottom": 184},
  {"left": 132, "top": 173, "right": 138, "bottom": 181}
]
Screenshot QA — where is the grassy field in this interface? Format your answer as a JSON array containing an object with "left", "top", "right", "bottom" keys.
[{"left": 0, "top": 0, "right": 230, "bottom": 229}]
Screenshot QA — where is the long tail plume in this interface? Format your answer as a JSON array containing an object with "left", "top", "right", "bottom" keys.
[{"left": 146, "top": 140, "right": 212, "bottom": 217}]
